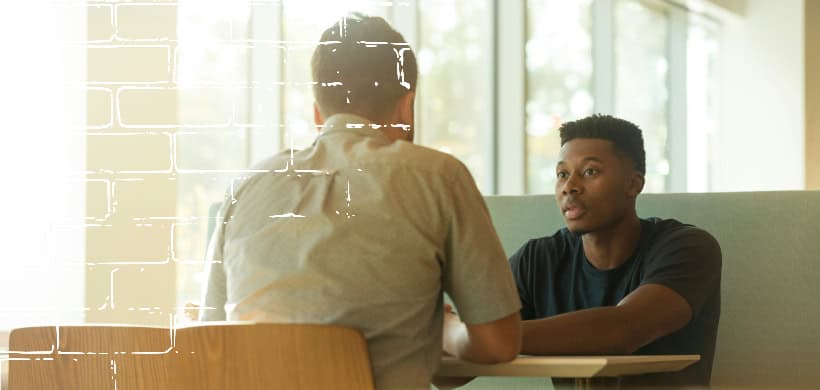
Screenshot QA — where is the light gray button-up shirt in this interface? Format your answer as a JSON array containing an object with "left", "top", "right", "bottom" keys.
[{"left": 201, "top": 113, "right": 520, "bottom": 389}]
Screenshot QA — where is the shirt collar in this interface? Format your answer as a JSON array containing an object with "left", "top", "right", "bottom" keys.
[{"left": 317, "top": 113, "right": 392, "bottom": 142}]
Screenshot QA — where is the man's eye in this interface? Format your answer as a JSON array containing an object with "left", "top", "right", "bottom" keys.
[
  {"left": 557, "top": 171, "right": 569, "bottom": 179},
  {"left": 584, "top": 168, "right": 598, "bottom": 176}
]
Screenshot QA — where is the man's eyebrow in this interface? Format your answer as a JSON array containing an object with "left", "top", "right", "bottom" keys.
[
  {"left": 582, "top": 156, "right": 604, "bottom": 163},
  {"left": 557, "top": 156, "right": 604, "bottom": 167}
]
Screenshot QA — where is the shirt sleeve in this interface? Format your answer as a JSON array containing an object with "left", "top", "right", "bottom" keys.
[
  {"left": 642, "top": 225, "right": 722, "bottom": 319},
  {"left": 509, "top": 241, "right": 537, "bottom": 321},
  {"left": 441, "top": 162, "right": 522, "bottom": 325},
  {"left": 199, "top": 201, "right": 230, "bottom": 321}
]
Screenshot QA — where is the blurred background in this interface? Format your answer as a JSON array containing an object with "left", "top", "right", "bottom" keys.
[{"left": 0, "top": 0, "right": 817, "bottom": 335}]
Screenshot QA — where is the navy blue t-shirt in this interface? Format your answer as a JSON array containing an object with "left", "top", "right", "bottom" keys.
[{"left": 509, "top": 218, "right": 721, "bottom": 388}]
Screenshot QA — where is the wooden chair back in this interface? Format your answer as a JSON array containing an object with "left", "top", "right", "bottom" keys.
[{"left": 8, "top": 323, "right": 374, "bottom": 390}]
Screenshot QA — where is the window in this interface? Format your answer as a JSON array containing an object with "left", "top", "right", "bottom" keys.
[
  {"left": 525, "top": 0, "right": 594, "bottom": 193},
  {"left": 175, "top": 0, "right": 252, "bottom": 313},
  {"left": 417, "top": 0, "right": 494, "bottom": 191},
  {"left": 686, "top": 19, "right": 720, "bottom": 192},
  {"left": 614, "top": 0, "right": 669, "bottom": 193},
  {"left": 522, "top": 0, "right": 719, "bottom": 194},
  {"left": 174, "top": 0, "right": 724, "bottom": 307}
]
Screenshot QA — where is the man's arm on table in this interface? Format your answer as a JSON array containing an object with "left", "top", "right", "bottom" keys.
[
  {"left": 443, "top": 307, "right": 522, "bottom": 363},
  {"left": 521, "top": 284, "right": 691, "bottom": 355}
]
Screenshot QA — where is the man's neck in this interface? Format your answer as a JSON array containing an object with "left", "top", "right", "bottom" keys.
[{"left": 581, "top": 214, "right": 642, "bottom": 270}]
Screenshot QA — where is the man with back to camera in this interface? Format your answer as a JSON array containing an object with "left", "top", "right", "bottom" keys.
[
  {"left": 505, "top": 115, "right": 722, "bottom": 388},
  {"left": 199, "top": 13, "right": 522, "bottom": 389}
]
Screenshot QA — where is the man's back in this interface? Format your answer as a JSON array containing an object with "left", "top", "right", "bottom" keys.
[{"left": 202, "top": 114, "right": 521, "bottom": 389}]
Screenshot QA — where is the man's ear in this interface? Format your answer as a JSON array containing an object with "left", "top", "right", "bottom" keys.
[
  {"left": 313, "top": 103, "right": 324, "bottom": 132},
  {"left": 627, "top": 173, "right": 645, "bottom": 198},
  {"left": 396, "top": 92, "right": 415, "bottom": 125}
]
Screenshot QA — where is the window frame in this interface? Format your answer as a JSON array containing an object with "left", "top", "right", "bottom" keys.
[{"left": 244, "top": 0, "right": 720, "bottom": 194}]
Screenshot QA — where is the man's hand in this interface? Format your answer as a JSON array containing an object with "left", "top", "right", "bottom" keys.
[
  {"left": 442, "top": 304, "right": 461, "bottom": 357},
  {"left": 442, "top": 303, "right": 521, "bottom": 364},
  {"left": 437, "top": 304, "right": 475, "bottom": 389},
  {"left": 443, "top": 304, "right": 460, "bottom": 326}
]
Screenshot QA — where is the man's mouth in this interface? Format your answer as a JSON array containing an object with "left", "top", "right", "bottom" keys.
[{"left": 562, "top": 204, "right": 586, "bottom": 220}]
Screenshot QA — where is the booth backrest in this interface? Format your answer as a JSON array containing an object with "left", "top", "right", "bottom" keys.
[{"left": 484, "top": 191, "right": 820, "bottom": 389}]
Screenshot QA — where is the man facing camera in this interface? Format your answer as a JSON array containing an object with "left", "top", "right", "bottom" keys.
[
  {"left": 199, "top": 13, "right": 521, "bottom": 389},
  {"left": 509, "top": 115, "right": 721, "bottom": 388}
]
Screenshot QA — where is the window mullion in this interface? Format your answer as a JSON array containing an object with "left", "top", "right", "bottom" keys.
[
  {"left": 496, "top": 0, "right": 526, "bottom": 195},
  {"left": 667, "top": 7, "right": 688, "bottom": 192},
  {"left": 592, "top": 0, "right": 615, "bottom": 114},
  {"left": 248, "top": 3, "right": 283, "bottom": 164}
]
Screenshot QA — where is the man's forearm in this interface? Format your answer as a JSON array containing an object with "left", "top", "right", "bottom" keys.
[
  {"left": 521, "top": 306, "right": 638, "bottom": 355},
  {"left": 443, "top": 322, "right": 508, "bottom": 364}
]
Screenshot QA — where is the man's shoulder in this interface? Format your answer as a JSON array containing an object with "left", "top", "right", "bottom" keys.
[
  {"left": 243, "top": 148, "right": 293, "bottom": 175},
  {"left": 250, "top": 149, "right": 295, "bottom": 170},
  {"left": 641, "top": 218, "right": 722, "bottom": 264},
  {"left": 243, "top": 141, "right": 467, "bottom": 179},
  {"left": 512, "top": 228, "right": 578, "bottom": 263},
  {"left": 220, "top": 150, "right": 299, "bottom": 200},
  {"left": 387, "top": 141, "right": 472, "bottom": 176},
  {"left": 643, "top": 218, "right": 719, "bottom": 245}
]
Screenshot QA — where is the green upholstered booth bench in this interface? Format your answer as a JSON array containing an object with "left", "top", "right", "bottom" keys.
[
  {"left": 466, "top": 191, "right": 820, "bottom": 389},
  {"left": 202, "top": 192, "right": 820, "bottom": 389}
]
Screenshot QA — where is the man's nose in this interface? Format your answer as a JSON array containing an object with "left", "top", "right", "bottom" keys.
[{"left": 561, "top": 175, "right": 582, "bottom": 195}]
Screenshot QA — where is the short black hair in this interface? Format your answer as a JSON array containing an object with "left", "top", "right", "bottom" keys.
[
  {"left": 311, "top": 13, "right": 418, "bottom": 122},
  {"left": 559, "top": 114, "right": 646, "bottom": 174}
]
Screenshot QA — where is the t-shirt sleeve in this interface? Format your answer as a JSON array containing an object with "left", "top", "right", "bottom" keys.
[
  {"left": 509, "top": 241, "right": 538, "bottom": 321},
  {"left": 441, "top": 162, "right": 522, "bottom": 325},
  {"left": 642, "top": 226, "right": 722, "bottom": 319}
]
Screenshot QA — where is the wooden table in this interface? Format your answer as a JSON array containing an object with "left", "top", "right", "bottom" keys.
[{"left": 435, "top": 354, "right": 700, "bottom": 389}]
